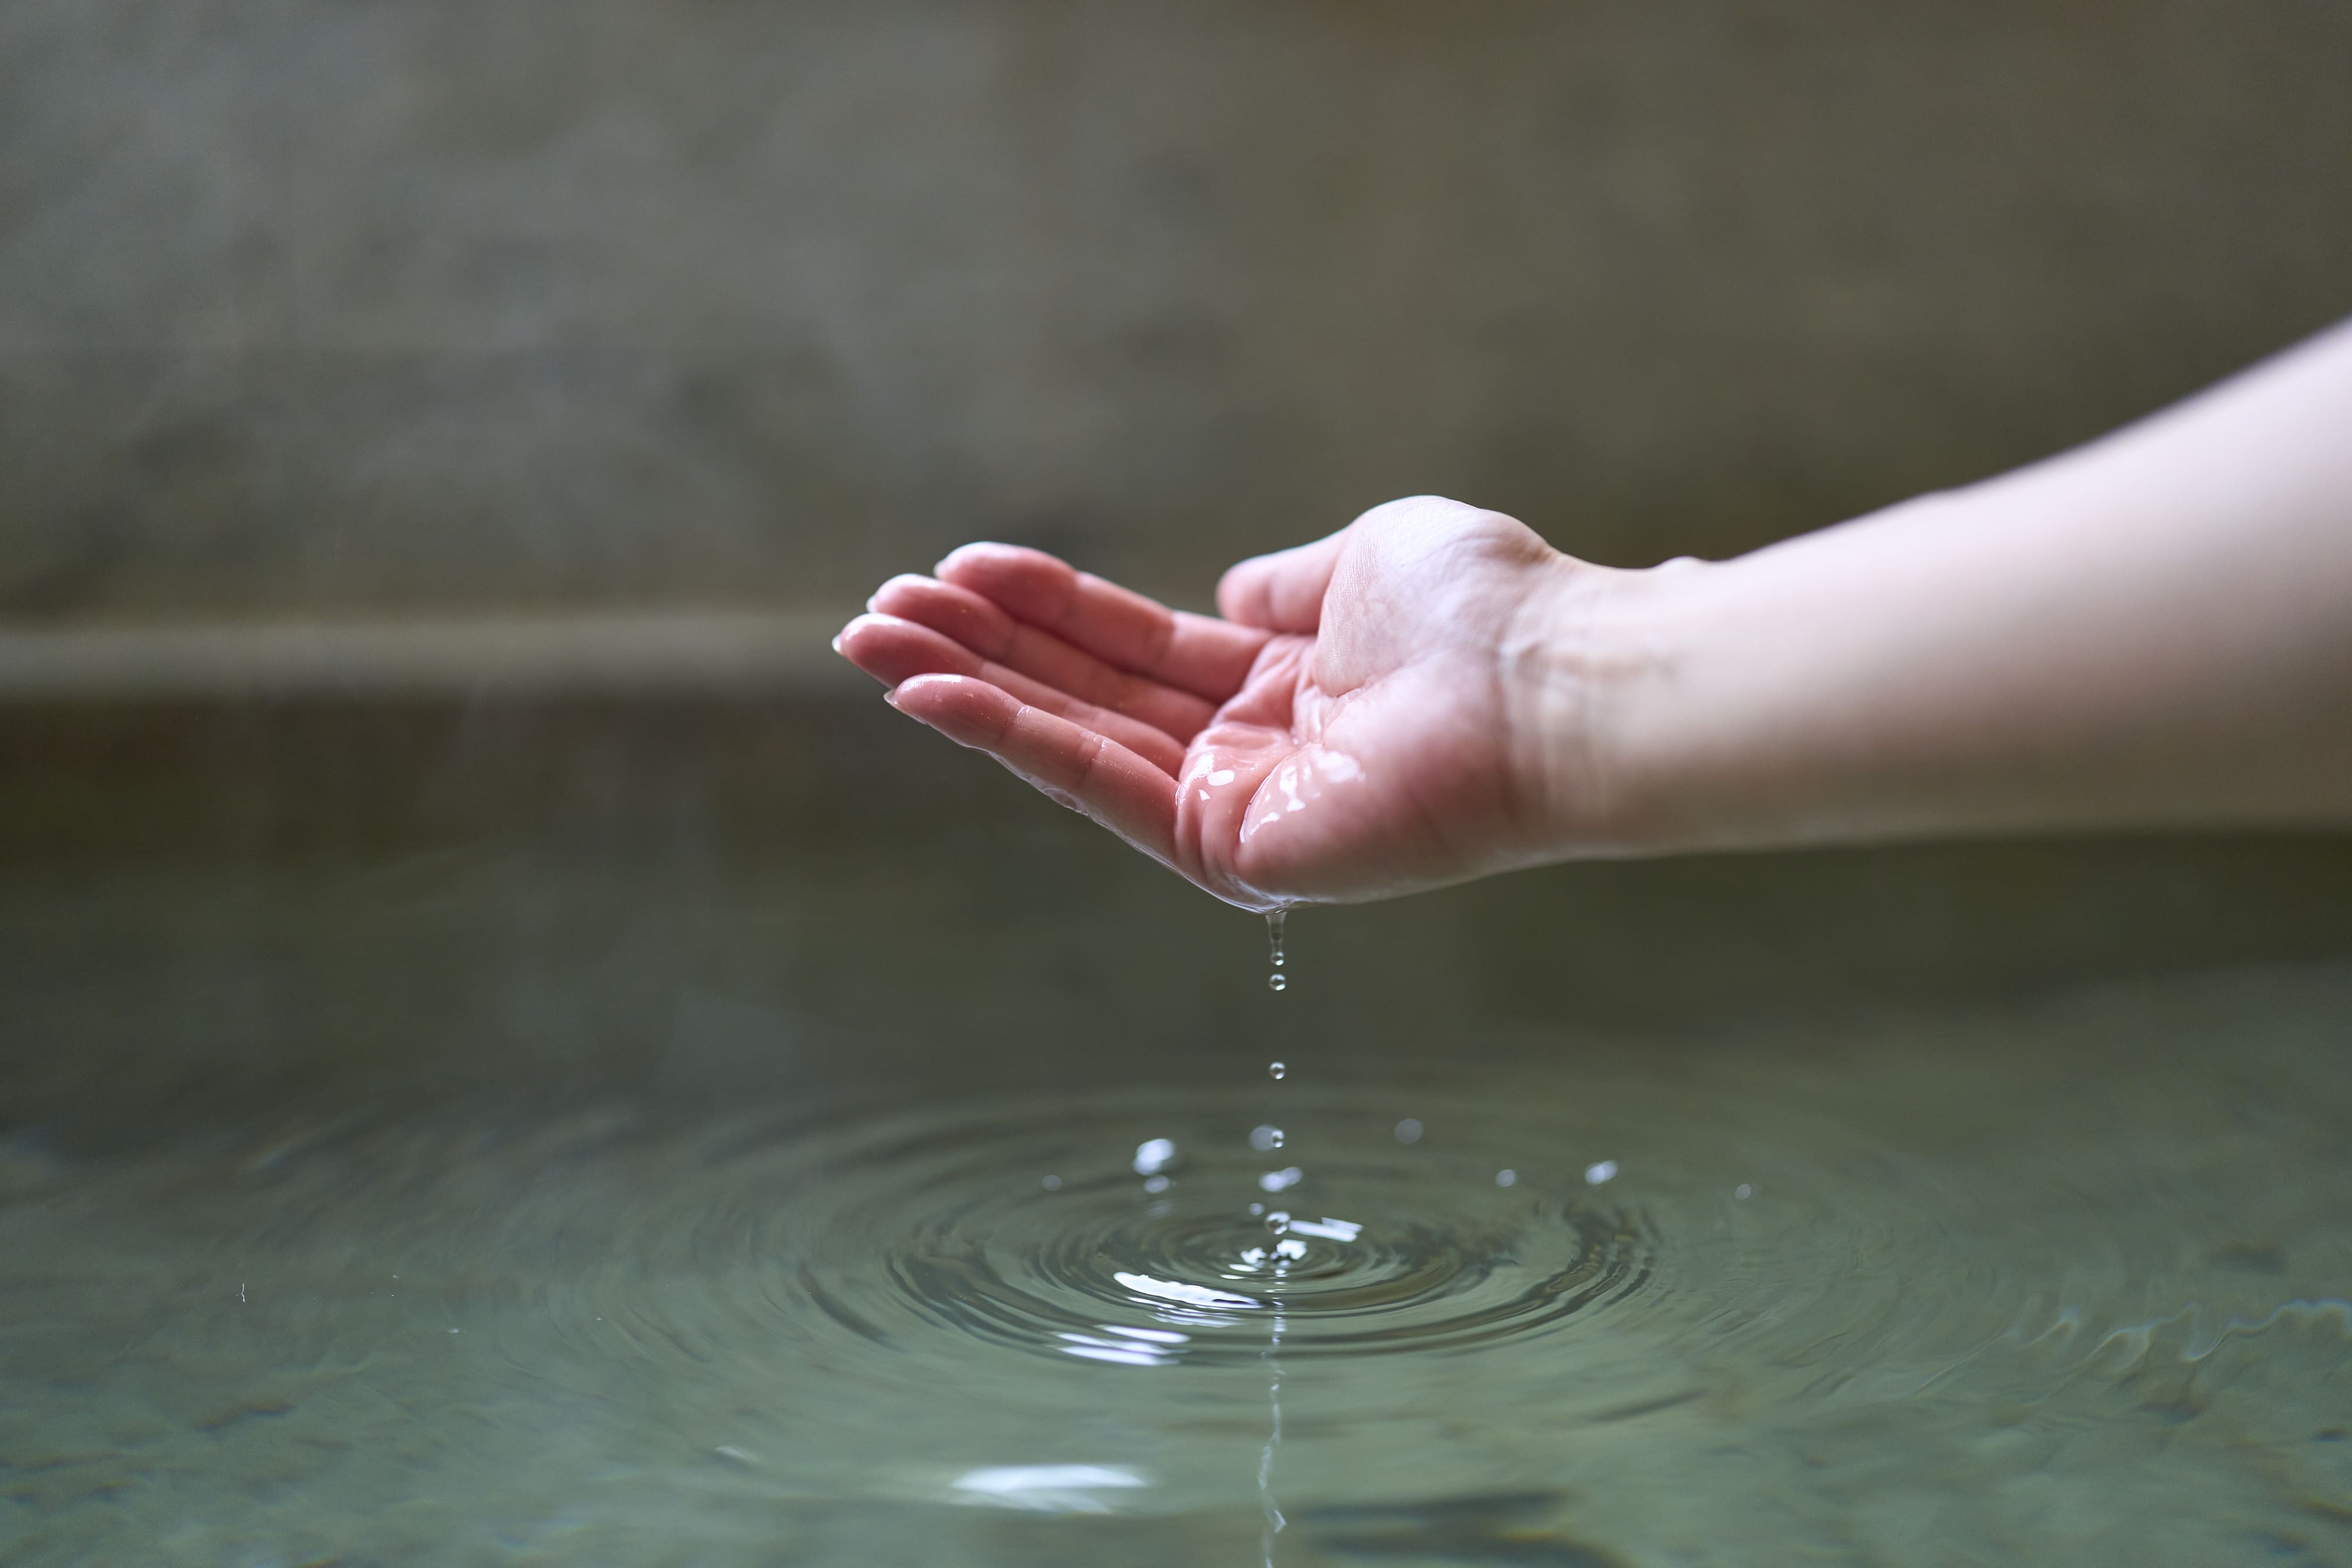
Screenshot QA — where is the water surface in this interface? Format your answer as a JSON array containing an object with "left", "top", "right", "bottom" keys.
[{"left": 5, "top": 965, "right": 2351, "bottom": 1565}]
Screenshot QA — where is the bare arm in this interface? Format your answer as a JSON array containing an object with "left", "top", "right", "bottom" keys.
[
  {"left": 1562, "top": 316, "right": 2352, "bottom": 854},
  {"left": 837, "top": 318, "right": 2352, "bottom": 907}
]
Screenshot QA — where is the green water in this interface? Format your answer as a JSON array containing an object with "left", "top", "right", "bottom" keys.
[{"left": 5, "top": 962, "right": 2351, "bottom": 1566}]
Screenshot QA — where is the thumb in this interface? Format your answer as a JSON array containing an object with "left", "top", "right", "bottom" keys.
[{"left": 1215, "top": 529, "right": 1346, "bottom": 632}]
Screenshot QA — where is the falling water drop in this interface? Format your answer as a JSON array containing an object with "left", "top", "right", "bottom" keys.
[
  {"left": 1250, "top": 1125, "right": 1285, "bottom": 1152},
  {"left": 1264, "top": 1211, "right": 1291, "bottom": 1235},
  {"left": 1268, "top": 1062, "right": 1286, "bottom": 1082},
  {"left": 1265, "top": 909, "right": 1288, "bottom": 992}
]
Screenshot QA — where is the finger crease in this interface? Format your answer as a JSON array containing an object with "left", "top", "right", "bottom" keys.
[
  {"left": 1068, "top": 728, "right": 1109, "bottom": 793},
  {"left": 1140, "top": 611, "right": 1178, "bottom": 676}
]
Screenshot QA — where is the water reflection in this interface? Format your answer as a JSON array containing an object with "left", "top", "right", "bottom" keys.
[{"left": 949, "top": 1464, "right": 1148, "bottom": 1513}]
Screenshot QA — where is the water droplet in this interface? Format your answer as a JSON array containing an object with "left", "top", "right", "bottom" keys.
[
  {"left": 1250, "top": 1125, "right": 1284, "bottom": 1152},
  {"left": 1142, "top": 1175, "right": 1170, "bottom": 1194},
  {"left": 1265, "top": 909, "right": 1288, "bottom": 992},
  {"left": 1267, "top": 974, "right": 1287, "bottom": 992},
  {"left": 1734, "top": 1183, "right": 1753, "bottom": 1200},
  {"left": 1265, "top": 1211, "right": 1291, "bottom": 1235},
  {"left": 1258, "top": 1166, "right": 1302, "bottom": 1193},
  {"left": 1495, "top": 1169, "right": 1518, "bottom": 1188},
  {"left": 1132, "top": 1138, "right": 1177, "bottom": 1176},
  {"left": 1584, "top": 1160, "right": 1619, "bottom": 1186},
  {"left": 1394, "top": 1118, "right": 1422, "bottom": 1145},
  {"left": 1041, "top": 1174, "right": 1062, "bottom": 1191},
  {"left": 1268, "top": 1061, "right": 1286, "bottom": 1081},
  {"left": 1247, "top": 1202, "right": 1264, "bottom": 1216}
]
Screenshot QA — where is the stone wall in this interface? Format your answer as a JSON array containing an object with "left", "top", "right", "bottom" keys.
[{"left": 4, "top": 1, "right": 2348, "bottom": 620}]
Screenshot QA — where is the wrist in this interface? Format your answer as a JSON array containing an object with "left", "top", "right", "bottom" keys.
[
  {"left": 1502, "top": 497, "right": 1952, "bottom": 861},
  {"left": 1556, "top": 490, "right": 1989, "bottom": 857},
  {"left": 1498, "top": 553, "right": 1664, "bottom": 857}
]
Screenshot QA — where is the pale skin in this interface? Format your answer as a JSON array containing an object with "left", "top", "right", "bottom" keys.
[{"left": 834, "top": 318, "right": 2352, "bottom": 912}]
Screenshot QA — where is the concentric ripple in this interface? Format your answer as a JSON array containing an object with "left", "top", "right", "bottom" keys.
[
  {"left": 18, "top": 971, "right": 2352, "bottom": 1563},
  {"left": 780, "top": 1091, "right": 1656, "bottom": 1366}
]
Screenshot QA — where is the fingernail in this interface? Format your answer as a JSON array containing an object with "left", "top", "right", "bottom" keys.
[
  {"left": 883, "top": 688, "right": 901, "bottom": 709},
  {"left": 830, "top": 634, "right": 844, "bottom": 655}
]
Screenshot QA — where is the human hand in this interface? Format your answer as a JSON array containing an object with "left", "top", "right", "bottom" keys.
[
  {"left": 833, "top": 496, "right": 1623, "bottom": 908},
  {"left": 843, "top": 324, "right": 2352, "bottom": 882}
]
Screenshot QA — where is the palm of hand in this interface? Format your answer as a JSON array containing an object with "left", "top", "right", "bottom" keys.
[{"left": 836, "top": 499, "right": 1566, "bottom": 908}]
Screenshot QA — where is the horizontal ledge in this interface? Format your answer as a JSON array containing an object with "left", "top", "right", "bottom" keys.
[{"left": 0, "top": 609, "right": 867, "bottom": 701}]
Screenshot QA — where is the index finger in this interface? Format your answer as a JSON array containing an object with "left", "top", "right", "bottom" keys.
[{"left": 934, "top": 544, "right": 1269, "bottom": 703}]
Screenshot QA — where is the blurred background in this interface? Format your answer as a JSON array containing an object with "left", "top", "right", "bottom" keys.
[{"left": 4, "top": 0, "right": 2351, "bottom": 1124}]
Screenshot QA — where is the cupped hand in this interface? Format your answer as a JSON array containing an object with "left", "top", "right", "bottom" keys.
[{"left": 832, "top": 496, "right": 1613, "bottom": 908}]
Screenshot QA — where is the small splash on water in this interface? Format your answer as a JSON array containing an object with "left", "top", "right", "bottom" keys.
[
  {"left": 770, "top": 1104, "right": 1663, "bottom": 1407},
  {"left": 1238, "top": 1238, "right": 1309, "bottom": 1268},
  {"left": 1133, "top": 1138, "right": 1177, "bottom": 1176}
]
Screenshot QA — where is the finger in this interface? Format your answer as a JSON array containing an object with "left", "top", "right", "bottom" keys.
[
  {"left": 866, "top": 574, "right": 1217, "bottom": 743},
  {"left": 834, "top": 613, "right": 1189, "bottom": 774},
  {"left": 866, "top": 574, "right": 1015, "bottom": 656},
  {"left": 1215, "top": 530, "right": 1347, "bottom": 631},
  {"left": 888, "top": 673, "right": 1179, "bottom": 865},
  {"left": 934, "top": 543, "right": 1267, "bottom": 702}
]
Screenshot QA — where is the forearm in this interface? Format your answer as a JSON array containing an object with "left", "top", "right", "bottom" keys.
[{"left": 1562, "top": 318, "right": 2352, "bottom": 854}]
